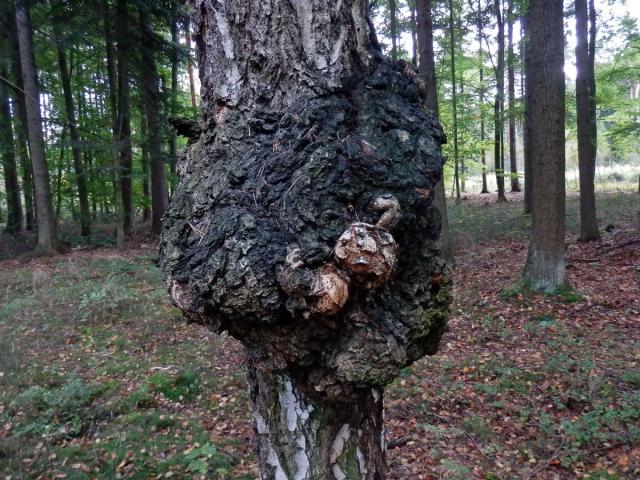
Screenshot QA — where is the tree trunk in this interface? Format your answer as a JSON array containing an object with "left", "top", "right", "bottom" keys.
[
  {"left": 14, "top": 0, "right": 56, "bottom": 253},
  {"left": 575, "top": 0, "right": 600, "bottom": 241},
  {"left": 139, "top": 8, "right": 169, "bottom": 234},
  {"left": 54, "top": 18, "right": 91, "bottom": 237},
  {"left": 0, "top": 52, "right": 23, "bottom": 233},
  {"left": 389, "top": 0, "right": 398, "bottom": 61},
  {"left": 477, "top": 0, "right": 488, "bottom": 194},
  {"left": 409, "top": 2, "right": 417, "bottom": 67},
  {"left": 102, "top": 0, "right": 125, "bottom": 248},
  {"left": 494, "top": 0, "right": 506, "bottom": 202},
  {"left": 522, "top": 0, "right": 568, "bottom": 292},
  {"left": 449, "top": 0, "right": 460, "bottom": 201},
  {"left": 521, "top": 14, "right": 532, "bottom": 213},
  {"left": 416, "top": 0, "right": 453, "bottom": 263},
  {"left": 184, "top": 19, "right": 197, "bottom": 110},
  {"left": 115, "top": 0, "right": 133, "bottom": 236},
  {"left": 169, "top": 1, "right": 179, "bottom": 193},
  {"left": 160, "top": 1, "right": 450, "bottom": 478},
  {"left": 507, "top": 0, "right": 520, "bottom": 192},
  {"left": 248, "top": 355, "right": 385, "bottom": 480},
  {"left": 139, "top": 98, "right": 151, "bottom": 222}
]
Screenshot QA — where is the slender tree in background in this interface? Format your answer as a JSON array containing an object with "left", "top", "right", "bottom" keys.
[
  {"left": 417, "top": 0, "right": 454, "bottom": 263},
  {"left": 409, "top": 0, "right": 418, "bottom": 66},
  {"left": 14, "top": 0, "right": 57, "bottom": 253},
  {"left": 0, "top": 46, "right": 23, "bottom": 233},
  {"left": 522, "top": 0, "right": 568, "bottom": 291},
  {"left": 168, "top": 0, "right": 179, "bottom": 191},
  {"left": 53, "top": 6, "right": 91, "bottom": 237},
  {"left": 139, "top": 98, "right": 151, "bottom": 222},
  {"left": 139, "top": 8, "right": 169, "bottom": 234},
  {"left": 476, "top": 0, "right": 489, "bottom": 194},
  {"left": 522, "top": 14, "right": 532, "bottom": 213},
  {"left": 507, "top": 0, "right": 520, "bottom": 192},
  {"left": 449, "top": 0, "right": 461, "bottom": 200},
  {"left": 389, "top": 0, "right": 399, "bottom": 61},
  {"left": 160, "top": 0, "right": 450, "bottom": 477},
  {"left": 103, "top": 0, "right": 125, "bottom": 248},
  {"left": 494, "top": 0, "right": 507, "bottom": 202},
  {"left": 184, "top": 18, "right": 198, "bottom": 111},
  {"left": 116, "top": 0, "right": 134, "bottom": 236},
  {"left": 576, "top": 0, "right": 600, "bottom": 240}
]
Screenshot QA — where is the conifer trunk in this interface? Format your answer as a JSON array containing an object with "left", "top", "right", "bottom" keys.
[
  {"left": 54, "top": 20, "right": 91, "bottom": 237},
  {"left": 14, "top": 0, "right": 56, "bottom": 253}
]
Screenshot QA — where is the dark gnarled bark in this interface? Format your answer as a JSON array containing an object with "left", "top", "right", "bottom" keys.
[{"left": 160, "top": 1, "right": 450, "bottom": 478}]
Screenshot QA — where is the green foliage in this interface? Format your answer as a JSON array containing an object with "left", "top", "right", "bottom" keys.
[{"left": 148, "top": 370, "right": 200, "bottom": 402}]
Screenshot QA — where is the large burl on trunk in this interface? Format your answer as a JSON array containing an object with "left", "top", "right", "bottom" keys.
[{"left": 160, "top": 1, "right": 450, "bottom": 478}]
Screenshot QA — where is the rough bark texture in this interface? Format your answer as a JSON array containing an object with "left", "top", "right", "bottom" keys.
[
  {"left": 160, "top": 1, "right": 450, "bottom": 477},
  {"left": 575, "top": 0, "right": 600, "bottom": 241},
  {"left": 522, "top": 0, "right": 568, "bottom": 292},
  {"left": 15, "top": 0, "right": 57, "bottom": 253}
]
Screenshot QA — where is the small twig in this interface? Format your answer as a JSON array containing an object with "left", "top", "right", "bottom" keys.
[
  {"left": 464, "top": 432, "right": 489, "bottom": 460},
  {"left": 282, "top": 174, "right": 303, "bottom": 213},
  {"left": 524, "top": 441, "right": 564, "bottom": 480}
]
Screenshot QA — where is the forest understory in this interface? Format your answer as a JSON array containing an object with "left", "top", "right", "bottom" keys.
[{"left": 0, "top": 192, "right": 638, "bottom": 480}]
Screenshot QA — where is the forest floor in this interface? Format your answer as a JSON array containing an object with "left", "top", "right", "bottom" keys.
[{"left": 0, "top": 191, "right": 638, "bottom": 480}]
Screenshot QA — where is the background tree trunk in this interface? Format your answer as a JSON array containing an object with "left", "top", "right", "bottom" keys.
[
  {"left": 102, "top": 0, "right": 125, "bottom": 248},
  {"left": 522, "top": 0, "right": 568, "bottom": 292},
  {"left": 389, "top": 0, "right": 398, "bottom": 61},
  {"left": 507, "top": 0, "right": 520, "bottom": 192},
  {"left": 14, "top": 0, "right": 57, "bottom": 253},
  {"left": 161, "top": 1, "right": 450, "bottom": 478},
  {"left": 494, "top": 0, "right": 506, "bottom": 202},
  {"left": 417, "top": 0, "right": 453, "bottom": 264},
  {"left": 449, "top": 0, "right": 461, "bottom": 201},
  {"left": 116, "top": 0, "right": 133, "bottom": 236},
  {"left": 576, "top": 0, "right": 600, "bottom": 241},
  {"left": 139, "top": 8, "right": 169, "bottom": 234},
  {"left": 477, "top": 0, "right": 488, "bottom": 195},
  {"left": 0, "top": 54, "right": 23, "bottom": 233},
  {"left": 54, "top": 19, "right": 91, "bottom": 237}
]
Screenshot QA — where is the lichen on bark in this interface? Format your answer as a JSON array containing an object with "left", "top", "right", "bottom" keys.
[{"left": 160, "top": 0, "right": 451, "bottom": 477}]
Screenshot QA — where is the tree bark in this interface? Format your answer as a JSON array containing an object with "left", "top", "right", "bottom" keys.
[
  {"left": 54, "top": 16, "right": 91, "bottom": 237},
  {"left": 139, "top": 98, "right": 151, "bottom": 222},
  {"left": 494, "top": 0, "right": 507, "bottom": 202},
  {"left": 409, "top": 2, "right": 417, "bottom": 67},
  {"left": 184, "top": 18, "right": 198, "bottom": 110},
  {"left": 139, "top": 8, "right": 169, "bottom": 234},
  {"left": 507, "top": 0, "right": 520, "bottom": 192},
  {"left": 476, "top": 0, "right": 488, "bottom": 195},
  {"left": 522, "top": 0, "right": 568, "bottom": 292},
  {"left": 575, "top": 0, "right": 600, "bottom": 240},
  {"left": 102, "top": 0, "right": 125, "bottom": 248},
  {"left": 0, "top": 53, "right": 23, "bottom": 233},
  {"left": 449, "top": 0, "right": 461, "bottom": 201},
  {"left": 248, "top": 354, "right": 385, "bottom": 480},
  {"left": 416, "top": 0, "right": 453, "bottom": 263},
  {"left": 115, "top": 0, "right": 133, "bottom": 236},
  {"left": 169, "top": 1, "right": 179, "bottom": 194},
  {"left": 389, "top": 0, "right": 398, "bottom": 61},
  {"left": 522, "top": 14, "right": 532, "bottom": 214},
  {"left": 14, "top": 0, "right": 57, "bottom": 253},
  {"left": 161, "top": 1, "right": 450, "bottom": 477}
]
